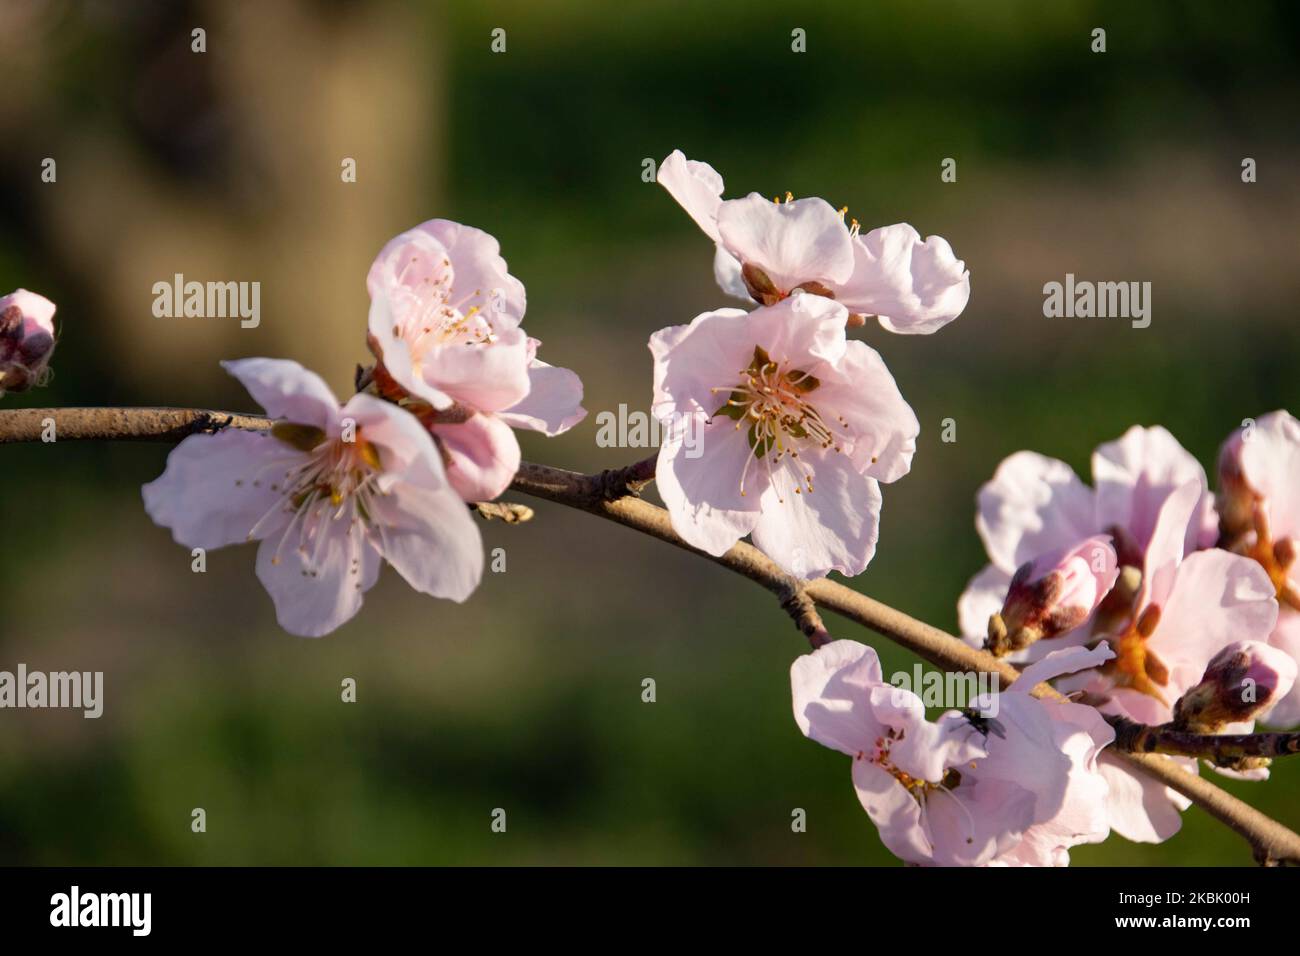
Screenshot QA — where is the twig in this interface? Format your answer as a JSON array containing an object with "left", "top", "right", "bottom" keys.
[
  {"left": 4, "top": 406, "right": 1300, "bottom": 865},
  {"left": 1109, "top": 714, "right": 1300, "bottom": 763}
]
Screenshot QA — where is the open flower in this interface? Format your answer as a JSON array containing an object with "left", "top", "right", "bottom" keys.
[
  {"left": 1051, "top": 481, "right": 1279, "bottom": 841},
  {"left": 142, "top": 358, "right": 483, "bottom": 637},
  {"left": 366, "top": 219, "right": 585, "bottom": 502},
  {"left": 959, "top": 426, "right": 1218, "bottom": 662},
  {"left": 650, "top": 293, "right": 918, "bottom": 578},
  {"left": 657, "top": 150, "right": 970, "bottom": 333},
  {"left": 0, "top": 288, "right": 57, "bottom": 396},
  {"left": 1217, "top": 410, "right": 1300, "bottom": 726},
  {"left": 791, "top": 639, "right": 1113, "bottom": 866}
]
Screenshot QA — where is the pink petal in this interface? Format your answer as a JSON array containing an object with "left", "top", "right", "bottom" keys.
[
  {"left": 1263, "top": 611, "right": 1300, "bottom": 728},
  {"left": 812, "top": 338, "right": 919, "bottom": 483},
  {"left": 416, "top": 324, "right": 533, "bottom": 413},
  {"left": 789, "top": 639, "right": 884, "bottom": 756},
  {"left": 1147, "top": 548, "right": 1279, "bottom": 701},
  {"left": 366, "top": 481, "right": 484, "bottom": 603},
  {"left": 852, "top": 759, "right": 932, "bottom": 864},
  {"left": 750, "top": 448, "right": 882, "bottom": 579},
  {"left": 715, "top": 193, "right": 855, "bottom": 293},
  {"left": 655, "top": 418, "right": 762, "bottom": 556},
  {"left": 498, "top": 358, "right": 587, "bottom": 436},
  {"left": 255, "top": 513, "right": 381, "bottom": 638},
  {"left": 657, "top": 150, "right": 725, "bottom": 244},
  {"left": 976, "top": 452, "right": 1096, "bottom": 573},
  {"left": 1092, "top": 425, "right": 1217, "bottom": 555},
  {"left": 368, "top": 219, "right": 526, "bottom": 325},
  {"left": 430, "top": 413, "right": 522, "bottom": 502},
  {"left": 1097, "top": 752, "right": 1190, "bottom": 843},
  {"left": 1239, "top": 410, "right": 1300, "bottom": 545},
  {"left": 835, "top": 224, "right": 970, "bottom": 334},
  {"left": 221, "top": 357, "right": 341, "bottom": 432},
  {"left": 367, "top": 291, "right": 455, "bottom": 410},
  {"left": 142, "top": 429, "right": 297, "bottom": 549}
]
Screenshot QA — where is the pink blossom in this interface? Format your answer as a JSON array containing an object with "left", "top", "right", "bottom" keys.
[
  {"left": 791, "top": 640, "right": 1113, "bottom": 866},
  {"left": 1217, "top": 410, "right": 1300, "bottom": 726},
  {"left": 1173, "top": 640, "right": 1298, "bottom": 731},
  {"left": 0, "top": 289, "right": 57, "bottom": 395},
  {"left": 987, "top": 535, "right": 1118, "bottom": 657},
  {"left": 366, "top": 220, "right": 585, "bottom": 502},
  {"left": 142, "top": 358, "right": 483, "bottom": 637},
  {"left": 657, "top": 150, "right": 970, "bottom": 334},
  {"left": 959, "top": 426, "right": 1218, "bottom": 661},
  {"left": 1052, "top": 481, "right": 1279, "bottom": 841},
  {"left": 650, "top": 293, "right": 918, "bottom": 578}
]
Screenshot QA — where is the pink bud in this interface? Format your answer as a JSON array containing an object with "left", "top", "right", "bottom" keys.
[
  {"left": 0, "top": 289, "right": 57, "bottom": 395},
  {"left": 987, "top": 535, "right": 1119, "bottom": 657},
  {"left": 1173, "top": 640, "right": 1298, "bottom": 731}
]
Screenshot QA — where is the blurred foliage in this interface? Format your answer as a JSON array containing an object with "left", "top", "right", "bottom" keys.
[{"left": 0, "top": 0, "right": 1298, "bottom": 864}]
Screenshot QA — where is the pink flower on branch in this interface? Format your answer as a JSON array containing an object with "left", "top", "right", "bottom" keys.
[
  {"left": 0, "top": 289, "right": 57, "bottom": 396},
  {"left": 959, "top": 425, "right": 1219, "bottom": 662},
  {"left": 791, "top": 640, "right": 1114, "bottom": 866},
  {"left": 366, "top": 219, "right": 585, "bottom": 502},
  {"left": 657, "top": 150, "right": 970, "bottom": 333},
  {"left": 650, "top": 293, "right": 918, "bottom": 579},
  {"left": 1218, "top": 410, "right": 1300, "bottom": 726},
  {"left": 143, "top": 358, "right": 483, "bottom": 638}
]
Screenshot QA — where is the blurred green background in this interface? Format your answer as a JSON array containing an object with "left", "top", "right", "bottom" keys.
[{"left": 1, "top": 0, "right": 1298, "bottom": 865}]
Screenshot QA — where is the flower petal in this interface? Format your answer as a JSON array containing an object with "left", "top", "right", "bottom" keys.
[
  {"left": 750, "top": 448, "right": 882, "bottom": 579},
  {"left": 790, "top": 639, "right": 884, "bottom": 756},
  {"left": 716, "top": 193, "right": 855, "bottom": 293},
  {"left": 498, "top": 356, "right": 587, "bottom": 436},
  {"left": 221, "top": 357, "right": 341, "bottom": 431},
  {"left": 976, "top": 451, "right": 1096, "bottom": 574},
  {"left": 836, "top": 224, "right": 970, "bottom": 334},
  {"left": 430, "top": 413, "right": 522, "bottom": 503},
  {"left": 655, "top": 417, "right": 762, "bottom": 556},
  {"left": 366, "top": 480, "right": 484, "bottom": 603},
  {"left": 812, "top": 338, "right": 919, "bottom": 483},
  {"left": 142, "top": 429, "right": 297, "bottom": 549},
  {"left": 255, "top": 511, "right": 380, "bottom": 638},
  {"left": 657, "top": 150, "right": 725, "bottom": 244}
]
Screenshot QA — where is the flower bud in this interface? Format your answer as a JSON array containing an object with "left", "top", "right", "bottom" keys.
[
  {"left": 1172, "top": 640, "right": 1299, "bottom": 732},
  {"left": 0, "top": 289, "right": 57, "bottom": 395},
  {"left": 987, "top": 535, "right": 1119, "bottom": 657}
]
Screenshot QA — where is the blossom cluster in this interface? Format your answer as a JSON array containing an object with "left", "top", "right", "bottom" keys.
[
  {"left": 141, "top": 220, "right": 587, "bottom": 637},
  {"left": 7, "top": 150, "right": 1292, "bottom": 868}
]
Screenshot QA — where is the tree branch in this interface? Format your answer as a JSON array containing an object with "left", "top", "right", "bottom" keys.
[
  {"left": 1109, "top": 714, "right": 1300, "bottom": 764},
  {"left": 4, "top": 406, "right": 1300, "bottom": 865}
]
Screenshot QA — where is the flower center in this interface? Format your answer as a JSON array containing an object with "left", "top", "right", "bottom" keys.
[
  {"left": 1106, "top": 603, "right": 1170, "bottom": 705},
  {"left": 242, "top": 424, "right": 387, "bottom": 576},
  {"left": 710, "top": 345, "right": 848, "bottom": 500},
  {"left": 1244, "top": 507, "right": 1299, "bottom": 610}
]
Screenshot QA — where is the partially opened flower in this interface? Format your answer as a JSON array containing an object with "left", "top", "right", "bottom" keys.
[
  {"left": 0, "top": 288, "right": 57, "bottom": 396},
  {"left": 959, "top": 426, "right": 1218, "bottom": 662},
  {"left": 986, "top": 535, "right": 1119, "bottom": 657},
  {"left": 1173, "top": 640, "right": 1298, "bottom": 732},
  {"left": 366, "top": 219, "right": 585, "bottom": 502},
  {"left": 143, "top": 358, "right": 483, "bottom": 637},
  {"left": 650, "top": 293, "right": 918, "bottom": 578},
  {"left": 1217, "top": 411, "right": 1300, "bottom": 726},
  {"left": 791, "top": 639, "right": 1113, "bottom": 866},
  {"left": 658, "top": 150, "right": 970, "bottom": 333}
]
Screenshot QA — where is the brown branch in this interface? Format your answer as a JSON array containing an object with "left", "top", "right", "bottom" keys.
[
  {"left": 1109, "top": 714, "right": 1300, "bottom": 764},
  {"left": 4, "top": 406, "right": 1300, "bottom": 865}
]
